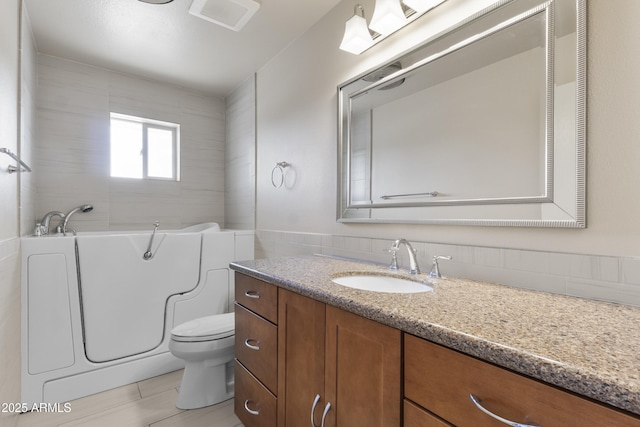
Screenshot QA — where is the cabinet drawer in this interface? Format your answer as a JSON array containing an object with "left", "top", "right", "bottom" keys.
[
  {"left": 235, "top": 303, "right": 278, "bottom": 394},
  {"left": 404, "top": 400, "right": 453, "bottom": 427},
  {"left": 235, "top": 273, "right": 278, "bottom": 324},
  {"left": 235, "top": 361, "right": 277, "bottom": 427},
  {"left": 404, "top": 334, "right": 640, "bottom": 427}
]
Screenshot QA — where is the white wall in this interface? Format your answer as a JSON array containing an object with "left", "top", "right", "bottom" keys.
[
  {"left": 35, "top": 55, "right": 226, "bottom": 232},
  {"left": 0, "top": 1, "right": 34, "bottom": 425},
  {"left": 225, "top": 75, "right": 256, "bottom": 230},
  {"left": 20, "top": 0, "right": 37, "bottom": 237},
  {"left": 255, "top": 0, "right": 640, "bottom": 258}
]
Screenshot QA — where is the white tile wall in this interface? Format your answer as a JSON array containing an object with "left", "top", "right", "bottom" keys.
[
  {"left": 0, "top": 2, "right": 27, "bottom": 425},
  {"left": 0, "top": 241, "right": 21, "bottom": 427},
  {"left": 34, "top": 55, "right": 226, "bottom": 232},
  {"left": 255, "top": 230, "right": 640, "bottom": 307},
  {"left": 224, "top": 75, "right": 256, "bottom": 230},
  {"left": 19, "top": 13, "right": 37, "bottom": 236}
]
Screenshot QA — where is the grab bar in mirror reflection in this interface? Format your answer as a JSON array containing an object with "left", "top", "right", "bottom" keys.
[{"left": 380, "top": 191, "right": 438, "bottom": 200}]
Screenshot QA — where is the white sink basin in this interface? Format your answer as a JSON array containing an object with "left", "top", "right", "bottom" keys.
[{"left": 331, "top": 274, "right": 433, "bottom": 293}]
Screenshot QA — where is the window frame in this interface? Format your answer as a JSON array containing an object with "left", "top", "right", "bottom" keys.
[{"left": 110, "top": 112, "right": 181, "bottom": 181}]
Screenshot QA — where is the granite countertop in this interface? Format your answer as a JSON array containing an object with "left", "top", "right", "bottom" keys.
[{"left": 230, "top": 255, "right": 640, "bottom": 416}]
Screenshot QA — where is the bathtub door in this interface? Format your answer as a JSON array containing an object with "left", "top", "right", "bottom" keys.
[{"left": 76, "top": 233, "right": 201, "bottom": 362}]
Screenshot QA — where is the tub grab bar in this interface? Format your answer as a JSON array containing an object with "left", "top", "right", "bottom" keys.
[
  {"left": 143, "top": 221, "right": 160, "bottom": 260},
  {"left": 1, "top": 147, "right": 32, "bottom": 173}
]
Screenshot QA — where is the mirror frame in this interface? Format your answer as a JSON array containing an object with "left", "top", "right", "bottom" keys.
[{"left": 337, "top": 0, "right": 586, "bottom": 228}]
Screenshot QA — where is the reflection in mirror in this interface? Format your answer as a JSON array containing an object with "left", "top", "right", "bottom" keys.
[{"left": 338, "top": 0, "right": 585, "bottom": 227}]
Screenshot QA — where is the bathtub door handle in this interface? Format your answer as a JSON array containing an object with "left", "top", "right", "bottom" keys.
[
  {"left": 244, "top": 290, "right": 260, "bottom": 299},
  {"left": 143, "top": 221, "right": 160, "bottom": 260},
  {"left": 244, "top": 399, "right": 260, "bottom": 416},
  {"left": 244, "top": 338, "right": 260, "bottom": 351}
]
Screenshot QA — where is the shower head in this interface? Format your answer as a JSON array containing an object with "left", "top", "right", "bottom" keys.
[{"left": 61, "top": 204, "right": 94, "bottom": 234}]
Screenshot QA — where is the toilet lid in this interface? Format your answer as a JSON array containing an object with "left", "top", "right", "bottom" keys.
[{"left": 171, "top": 313, "right": 235, "bottom": 342}]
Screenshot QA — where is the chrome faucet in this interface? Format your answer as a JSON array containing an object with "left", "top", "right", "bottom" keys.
[
  {"left": 61, "top": 204, "right": 94, "bottom": 235},
  {"left": 39, "top": 211, "right": 65, "bottom": 235},
  {"left": 429, "top": 255, "right": 452, "bottom": 279},
  {"left": 389, "top": 239, "right": 421, "bottom": 274}
]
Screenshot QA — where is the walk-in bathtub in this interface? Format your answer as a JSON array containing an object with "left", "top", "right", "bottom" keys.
[{"left": 21, "top": 223, "right": 254, "bottom": 405}]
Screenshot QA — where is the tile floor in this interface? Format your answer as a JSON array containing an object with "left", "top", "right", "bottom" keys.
[{"left": 17, "top": 370, "right": 244, "bottom": 427}]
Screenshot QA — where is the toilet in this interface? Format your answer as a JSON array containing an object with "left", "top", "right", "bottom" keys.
[{"left": 169, "top": 312, "right": 235, "bottom": 409}]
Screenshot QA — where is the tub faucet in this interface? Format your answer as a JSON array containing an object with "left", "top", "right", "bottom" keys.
[
  {"left": 61, "top": 204, "right": 94, "bottom": 235},
  {"left": 39, "top": 211, "right": 65, "bottom": 235},
  {"left": 389, "top": 239, "right": 421, "bottom": 274}
]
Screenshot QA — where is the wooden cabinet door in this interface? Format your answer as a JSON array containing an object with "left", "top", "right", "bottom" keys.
[
  {"left": 324, "top": 306, "right": 401, "bottom": 427},
  {"left": 277, "top": 289, "right": 326, "bottom": 427},
  {"left": 405, "top": 334, "right": 640, "bottom": 427}
]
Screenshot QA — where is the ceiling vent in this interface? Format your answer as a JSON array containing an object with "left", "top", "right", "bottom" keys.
[{"left": 189, "top": 0, "right": 261, "bottom": 32}]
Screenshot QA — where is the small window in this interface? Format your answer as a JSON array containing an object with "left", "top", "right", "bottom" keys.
[{"left": 110, "top": 113, "right": 180, "bottom": 180}]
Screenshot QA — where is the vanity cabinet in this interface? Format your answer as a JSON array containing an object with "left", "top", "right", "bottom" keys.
[
  {"left": 234, "top": 275, "right": 401, "bottom": 427},
  {"left": 277, "top": 288, "right": 402, "bottom": 427},
  {"left": 234, "top": 271, "right": 640, "bottom": 427},
  {"left": 404, "top": 334, "right": 640, "bottom": 427},
  {"left": 234, "top": 274, "right": 278, "bottom": 427}
]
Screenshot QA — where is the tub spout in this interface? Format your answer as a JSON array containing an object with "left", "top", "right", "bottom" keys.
[{"left": 39, "top": 211, "right": 65, "bottom": 235}]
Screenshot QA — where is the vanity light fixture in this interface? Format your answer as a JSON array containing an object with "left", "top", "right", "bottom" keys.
[
  {"left": 339, "top": 5, "right": 376, "bottom": 55},
  {"left": 369, "top": 0, "right": 408, "bottom": 35},
  {"left": 339, "top": 0, "right": 446, "bottom": 54},
  {"left": 401, "top": 0, "right": 445, "bottom": 13}
]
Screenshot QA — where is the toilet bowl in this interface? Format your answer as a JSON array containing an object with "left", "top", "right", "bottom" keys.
[{"left": 169, "top": 312, "right": 235, "bottom": 409}]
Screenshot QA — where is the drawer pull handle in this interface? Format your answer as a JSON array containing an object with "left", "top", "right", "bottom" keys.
[
  {"left": 311, "top": 394, "right": 320, "bottom": 427},
  {"left": 244, "top": 290, "right": 260, "bottom": 299},
  {"left": 320, "top": 402, "right": 331, "bottom": 427},
  {"left": 244, "top": 399, "right": 260, "bottom": 416},
  {"left": 244, "top": 338, "right": 260, "bottom": 351},
  {"left": 470, "top": 394, "right": 540, "bottom": 427}
]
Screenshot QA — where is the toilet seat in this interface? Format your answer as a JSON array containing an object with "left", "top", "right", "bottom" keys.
[{"left": 171, "top": 312, "right": 235, "bottom": 342}]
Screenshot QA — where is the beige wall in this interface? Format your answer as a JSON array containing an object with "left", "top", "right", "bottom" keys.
[
  {"left": 255, "top": 0, "right": 640, "bottom": 258},
  {"left": 35, "top": 55, "right": 226, "bottom": 232}
]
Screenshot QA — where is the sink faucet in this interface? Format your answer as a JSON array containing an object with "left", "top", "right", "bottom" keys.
[
  {"left": 429, "top": 255, "right": 452, "bottom": 279},
  {"left": 39, "top": 211, "right": 65, "bottom": 235},
  {"left": 389, "top": 239, "right": 421, "bottom": 274}
]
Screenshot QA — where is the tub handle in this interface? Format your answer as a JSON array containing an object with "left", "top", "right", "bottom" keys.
[
  {"left": 244, "top": 399, "right": 260, "bottom": 416},
  {"left": 244, "top": 338, "right": 260, "bottom": 351},
  {"left": 143, "top": 221, "right": 160, "bottom": 260},
  {"left": 244, "top": 290, "right": 260, "bottom": 299}
]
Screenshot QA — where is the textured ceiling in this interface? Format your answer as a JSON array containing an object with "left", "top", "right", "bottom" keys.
[{"left": 23, "top": 0, "right": 341, "bottom": 96}]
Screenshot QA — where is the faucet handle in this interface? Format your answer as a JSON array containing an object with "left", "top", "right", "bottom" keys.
[
  {"left": 385, "top": 247, "right": 399, "bottom": 270},
  {"left": 429, "top": 255, "right": 452, "bottom": 279}
]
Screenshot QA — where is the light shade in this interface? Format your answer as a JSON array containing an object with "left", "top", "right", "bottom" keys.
[
  {"left": 369, "top": 0, "right": 407, "bottom": 35},
  {"left": 339, "top": 14, "right": 375, "bottom": 54},
  {"left": 402, "top": 0, "right": 445, "bottom": 13}
]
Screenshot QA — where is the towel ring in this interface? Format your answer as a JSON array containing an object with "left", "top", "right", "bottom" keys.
[{"left": 271, "top": 161, "right": 290, "bottom": 188}]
